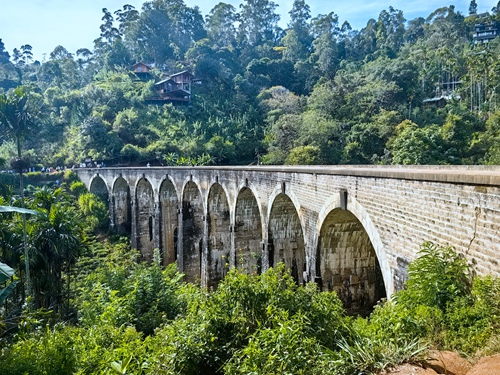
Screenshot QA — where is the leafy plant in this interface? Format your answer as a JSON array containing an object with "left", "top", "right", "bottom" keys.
[
  {"left": 336, "top": 334, "right": 426, "bottom": 375},
  {"left": 0, "top": 261, "right": 18, "bottom": 305},
  {"left": 397, "top": 242, "right": 472, "bottom": 311},
  {"left": 0, "top": 324, "right": 76, "bottom": 375},
  {"left": 78, "top": 192, "right": 109, "bottom": 231},
  {"left": 443, "top": 276, "right": 500, "bottom": 354},
  {"left": 224, "top": 310, "right": 337, "bottom": 375}
]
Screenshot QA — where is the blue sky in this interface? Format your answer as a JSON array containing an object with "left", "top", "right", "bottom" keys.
[{"left": 0, "top": 0, "right": 497, "bottom": 61}]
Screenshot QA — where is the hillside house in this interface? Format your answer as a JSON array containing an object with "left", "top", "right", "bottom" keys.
[
  {"left": 469, "top": 12, "right": 499, "bottom": 45},
  {"left": 132, "top": 62, "right": 154, "bottom": 80},
  {"left": 153, "top": 71, "right": 193, "bottom": 103},
  {"left": 423, "top": 96, "right": 448, "bottom": 108},
  {"left": 473, "top": 22, "right": 499, "bottom": 44},
  {"left": 423, "top": 76, "right": 462, "bottom": 107}
]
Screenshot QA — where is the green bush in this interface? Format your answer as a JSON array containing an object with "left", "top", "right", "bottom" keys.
[
  {"left": 335, "top": 333, "right": 426, "bottom": 375},
  {"left": 397, "top": 242, "right": 471, "bottom": 311},
  {"left": 26, "top": 171, "right": 43, "bottom": 182},
  {"left": 443, "top": 276, "right": 500, "bottom": 355},
  {"left": 0, "top": 321, "right": 149, "bottom": 375},
  {"left": 70, "top": 181, "right": 87, "bottom": 197},
  {"left": 285, "top": 145, "right": 320, "bottom": 165},
  {"left": 0, "top": 325, "right": 76, "bottom": 375},
  {"left": 148, "top": 265, "right": 350, "bottom": 375},
  {"left": 63, "top": 169, "right": 79, "bottom": 184},
  {"left": 444, "top": 296, "right": 494, "bottom": 354},
  {"left": 374, "top": 243, "right": 498, "bottom": 357},
  {"left": 125, "top": 259, "right": 185, "bottom": 335},
  {"left": 3, "top": 241, "right": 499, "bottom": 375},
  {"left": 366, "top": 300, "right": 443, "bottom": 343},
  {"left": 73, "top": 324, "right": 148, "bottom": 375},
  {"left": 77, "top": 246, "right": 185, "bottom": 335},
  {"left": 224, "top": 311, "right": 337, "bottom": 375},
  {"left": 78, "top": 192, "right": 109, "bottom": 231}
]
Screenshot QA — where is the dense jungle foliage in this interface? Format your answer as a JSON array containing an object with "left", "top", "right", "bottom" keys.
[
  {"left": 0, "top": 174, "right": 499, "bottom": 375},
  {"left": 1, "top": 1, "right": 500, "bottom": 373},
  {"left": 1, "top": 0, "right": 500, "bottom": 167}
]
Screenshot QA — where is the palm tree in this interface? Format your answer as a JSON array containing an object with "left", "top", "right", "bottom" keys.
[
  {"left": 0, "top": 86, "right": 43, "bottom": 162},
  {"left": 0, "top": 86, "right": 44, "bottom": 303},
  {"left": 28, "top": 194, "right": 84, "bottom": 314},
  {"left": 1, "top": 186, "right": 84, "bottom": 316},
  {"left": 0, "top": 204, "right": 39, "bottom": 311}
]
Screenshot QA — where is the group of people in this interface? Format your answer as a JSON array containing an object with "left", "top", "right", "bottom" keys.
[
  {"left": 39, "top": 162, "right": 106, "bottom": 172},
  {"left": 40, "top": 166, "right": 65, "bottom": 173},
  {"left": 76, "top": 161, "right": 106, "bottom": 168}
]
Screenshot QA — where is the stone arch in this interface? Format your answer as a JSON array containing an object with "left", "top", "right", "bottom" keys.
[
  {"left": 112, "top": 177, "right": 131, "bottom": 235},
  {"left": 267, "top": 184, "right": 306, "bottom": 244},
  {"left": 267, "top": 193, "right": 306, "bottom": 284},
  {"left": 159, "top": 177, "right": 178, "bottom": 267},
  {"left": 234, "top": 187, "right": 263, "bottom": 275},
  {"left": 136, "top": 178, "right": 155, "bottom": 262},
  {"left": 182, "top": 181, "right": 204, "bottom": 283},
  {"left": 317, "top": 196, "right": 388, "bottom": 314},
  {"left": 207, "top": 183, "right": 231, "bottom": 288},
  {"left": 235, "top": 179, "right": 266, "bottom": 239},
  {"left": 317, "top": 194, "right": 393, "bottom": 298},
  {"left": 89, "top": 175, "right": 109, "bottom": 207}
]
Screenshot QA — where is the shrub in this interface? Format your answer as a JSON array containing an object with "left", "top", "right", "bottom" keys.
[
  {"left": 4, "top": 241, "right": 499, "bottom": 375},
  {"left": 77, "top": 246, "right": 186, "bottom": 335},
  {"left": 0, "top": 324, "right": 76, "bottom": 375},
  {"left": 73, "top": 324, "right": 148, "bottom": 375},
  {"left": 70, "top": 181, "right": 87, "bottom": 197},
  {"left": 397, "top": 242, "right": 471, "bottom": 311},
  {"left": 147, "top": 265, "right": 349, "bottom": 375},
  {"left": 443, "top": 276, "right": 500, "bottom": 355},
  {"left": 335, "top": 333, "right": 426, "bottom": 375},
  {"left": 78, "top": 192, "right": 109, "bottom": 231},
  {"left": 125, "top": 258, "right": 185, "bottom": 335},
  {"left": 63, "top": 169, "right": 79, "bottom": 184},
  {"left": 366, "top": 300, "right": 443, "bottom": 343},
  {"left": 26, "top": 171, "right": 43, "bottom": 182},
  {"left": 376, "top": 243, "right": 500, "bottom": 356},
  {"left": 285, "top": 145, "right": 320, "bottom": 164},
  {"left": 224, "top": 311, "right": 337, "bottom": 375}
]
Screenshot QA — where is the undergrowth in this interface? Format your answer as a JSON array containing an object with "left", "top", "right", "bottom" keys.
[{"left": 0, "top": 241, "right": 498, "bottom": 374}]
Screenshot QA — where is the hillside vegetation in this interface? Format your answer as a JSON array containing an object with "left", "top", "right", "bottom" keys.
[
  {"left": 1, "top": 2, "right": 500, "bottom": 372},
  {"left": 1, "top": 0, "right": 500, "bottom": 166},
  {"left": 1, "top": 199, "right": 499, "bottom": 375},
  {"left": 0, "top": 177, "right": 498, "bottom": 374}
]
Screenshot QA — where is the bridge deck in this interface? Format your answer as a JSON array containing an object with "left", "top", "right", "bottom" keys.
[{"left": 87, "top": 165, "right": 500, "bottom": 186}]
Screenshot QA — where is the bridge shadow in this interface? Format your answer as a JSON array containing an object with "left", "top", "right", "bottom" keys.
[
  {"left": 316, "top": 208, "right": 386, "bottom": 315},
  {"left": 268, "top": 193, "right": 306, "bottom": 285}
]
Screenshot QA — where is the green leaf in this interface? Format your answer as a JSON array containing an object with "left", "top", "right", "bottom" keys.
[
  {"left": 0, "top": 280, "right": 19, "bottom": 305},
  {"left": 110, "top": 361, "right": 125, "bottom": 374},
  {"left": 0, "top": 205, "right": 39, "bottom": 215},
  {"left": 0, "top": 261, "right": 16, "bottom": 283}
]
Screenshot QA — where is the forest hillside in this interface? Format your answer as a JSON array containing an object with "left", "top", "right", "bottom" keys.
[{"left": 1, "top": 0, "right": 500, "bottom": 167}]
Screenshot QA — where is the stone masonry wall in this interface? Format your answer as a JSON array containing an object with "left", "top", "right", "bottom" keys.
[{"left": 79, "top": 166, "right": 500, "bottom": 299}]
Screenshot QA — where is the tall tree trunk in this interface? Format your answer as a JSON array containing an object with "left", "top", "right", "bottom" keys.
[{"left": 17, "top": 134, "right": 31, "bottom": 307}]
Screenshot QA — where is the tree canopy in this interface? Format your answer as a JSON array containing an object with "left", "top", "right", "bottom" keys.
[{"left": 0, "top": 1, "right": 499, "bottom": 168}]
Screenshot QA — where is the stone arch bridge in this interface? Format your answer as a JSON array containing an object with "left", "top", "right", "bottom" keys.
[{"left": 77, "top": 165, "right": 500, "bottom": 312}]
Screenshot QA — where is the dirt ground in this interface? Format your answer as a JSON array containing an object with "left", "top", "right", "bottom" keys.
[{"left": 381, "top": 351, "right": 500, "bottom": 375}]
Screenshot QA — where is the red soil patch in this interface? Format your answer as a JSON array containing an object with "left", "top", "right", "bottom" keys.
[
  {"left": 423, "top": 350, "right": 472, "bottom": 375},
  {"left": 382, "top": 363, "right": 439, "bottom": 374},
  {"left": 381, "top": 352, "right": 500, "bottom": 375},
  {"left": 466, "top": 354, "right": 500, "bottom": 375}
]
